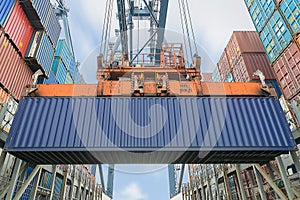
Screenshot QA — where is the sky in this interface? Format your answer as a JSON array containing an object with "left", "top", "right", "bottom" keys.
[{"left": 63, "top": 1, "right": 255, "bottom": 199}]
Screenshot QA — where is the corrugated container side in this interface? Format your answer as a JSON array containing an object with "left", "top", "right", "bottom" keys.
[
  {"left": 260, "top": 11, "right": 293, "bottom": 62},
  {"left": 38, "top": 71, "right": 58, "bottom": 84},
  {"left": 26, "top": 32, "right": 55, "bottom": 76},
  {"left": 273, "top": 41, "right": 300, "bottom": 100},
  {"left": 234, "top": 31, "right": 266, "bottom": 53},
  {"left": 69, "top": 56, "right": 76, "bottom": 80},
  {"left": 45, "top": 7, "right": 61, "bottom": 47},
  {"left": 248, "top": 0, "right": 276, "bottom": 32},
  {"left": 37, "top": 34, "right": 55, "bottom": 76},
  {"left": 74, "top": 67, "right": 81, "bottom": 84},
  {"left": 52, "top": 57, "right": 67, "bottom": 84},
  {"left": 217, "top": 51, "right": 231, "bottom": 81},
  {"left": 0, "top": 31, "right": 33, "bottom": 100},
  {"left": 54, "top": 176, "right": 63, "bottom": 196},
  {"left": 4, "top": 2, "right": 34, "bottom": 57},
  {"left": 279, "top": 0, "right": 300, "bottom": 34},
  {"left": 233, "top": 54, "right": 275, "bottom": 82},
  {"left": 40, "top": 171, "right": 53, "bottom": 189},
  {"left": 0, "top": 0, "right": 15, "bottom": 27},
  {"left": 226, "top": 31, "right": 266, "bottom": 67},
  {"left": 65, "top": 72, "right": 74, "bottom": 84},
  {"left": 19, "top": 0, "right": 51, "bottom": 29},
  {"left": 55, "top": 39, "right": 72, "bottom": 68},
  {"left": 5, "top": 97, "right": 295, "bottom": 164}
]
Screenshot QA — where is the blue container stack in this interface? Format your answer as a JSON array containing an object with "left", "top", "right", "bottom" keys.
[
  {"left": 51, "top": 39, "right": 75, "bottom": 84},
  {"left": 46, "top": 6, "right": 61, "bottom": 47},
  {"left": 21, "top": 0, "right": 61, "bottom": 77},
  {"left": 245, "top": 0, "right": 300, "bottom": 101},
  {"left": 279, "top": 0, "right": 300, "bottom": 34},
  {"left": 52, "top": 57, "right": 67, "bottom": 83},
  {"left": 245, "top": 0, "right": 300, "bottom": 63},
  {"left": 249, "top": 0, "right": 276, "bottom": 32},
  {"left": 40, "top": 171, "right": 53, "bottom": 189},
  {"left": 260, "top": 10, "right": 292, "bottom": 62}
]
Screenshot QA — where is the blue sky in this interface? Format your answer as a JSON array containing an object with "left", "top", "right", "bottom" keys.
[{"left": 62, "top": 1, "right": 255, "bottom": 199}]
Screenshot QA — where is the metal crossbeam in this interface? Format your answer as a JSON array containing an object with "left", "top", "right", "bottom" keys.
[
  {"left": 254, "top": 164, "right": 287, "bottom": 200},
  {"left": 11, "top": 166, "right": 41, "bottom": 200},
  {"left": 155, "top": 0, "right": 169, "bottom": 63}
]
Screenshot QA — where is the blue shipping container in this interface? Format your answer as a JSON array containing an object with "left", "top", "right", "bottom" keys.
[
  {"left": 69, "top": 56, "right": 76, "bottom": 80},
  {"left": 280, "top": 0, "right": 300, "bottom": 34},
  {"left": 39, "top": 70, "right": 58, "bottom": 84},
  {"left": 249, "top": 0, "right": 276, "bottom": 32},
  {"left": 74, "top": 66, "right": 81, "bottom": 84},
  {"left": 26, "top": 32, "right": 55, "bottom": 76},
  {"left": 45, "top": 7, "right": 61, "bottom": 47},
  {"left": 6, "top": 97, "right": 296, "bottom": 164},
  {"left": 19, "top": 0, "right": 51, "bottom": 29},
  {"left": 244, "top": 0, "right": 255, "bottom": 9},
  {"left": 260, "top": 11, "right": 292, "bottom": 62},
  {"left": 54, "top": 177, "right": 63, "bottom": 196},
  {"left": 55, "top": 39, "right": 72, "bottom": 68},
  {"left": 225, "top": 73, "right": 234, "bottom": 82},
  {"left": 266, "top": 80, "right": 283, "bottom": 97},
  {"left": 52, "top": 57, "right": 67, "bottom": 84},
  {"left": 40, "top": 171, "right": 53, "bottom": 189},
  {"left": 0, "top": 0, "right": 15, "bottom": 27}
]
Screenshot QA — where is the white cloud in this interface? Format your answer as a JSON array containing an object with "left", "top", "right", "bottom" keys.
[{"left": 115, "top": 182, "right": 148, "bottom": 200}]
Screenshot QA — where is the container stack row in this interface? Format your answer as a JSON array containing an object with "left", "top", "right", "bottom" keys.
[
  {"left": 217, "top": 31, "right": 277, "bottom": 85},
  {"left": 39, "top": 38, "right": 82, "bottom": 84},
  {"left": 245, "top": 0, "right": 300, "bottom": 102},
  {"left": 0, "top": 0, "right": 93, "bottom": 199}
]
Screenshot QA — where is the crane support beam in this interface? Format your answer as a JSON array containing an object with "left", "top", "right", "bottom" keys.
[
  {"left": 106, "top": 164, "right": 115, "bottom": 199},
  {"left": 28, "top": 82, "right": 271, "bottom": 97},
  {"left": 155, "top": 0, "right": 169, "bottom": 62},
  {"left": 117, "top": 0, "right": 129, "bottom": 59},
  {"left": 142, "top": 0, "right": 159, "bottom": 26}
]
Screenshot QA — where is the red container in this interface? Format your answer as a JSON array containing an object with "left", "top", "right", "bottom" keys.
[
  {"left": 4, "top": 2, "right": 33, "bottom": 57},
  {"left": 226, "top": 31, "right": 266, "bottom": 66},
  {"left": 0, "top": 31, "right": 33, "bottom": 100},
  {"left": 273, "top": 42, "right": 300, "bottom": 100},
  {"left": 233, "top": 53, "right": 276, "bottom": 82},
  {"left": 201, "top": 73, "right": 213, "bottom": 82},
  {"left": 217, "top": 51, "right": 231, "bottom": 81}
]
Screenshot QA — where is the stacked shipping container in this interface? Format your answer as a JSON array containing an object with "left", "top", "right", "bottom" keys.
[
  {"left": 0, "top": 0, "right": 89, "bottom": 198},
  {"left": 0, "top": 27, "right": 32, "bottom": 101},
  {"left": 217, "top": 31, "right": 277, "bottom": 85},
  {"left": 245, "top": 0, "right": 300, "bottom": 101}
]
